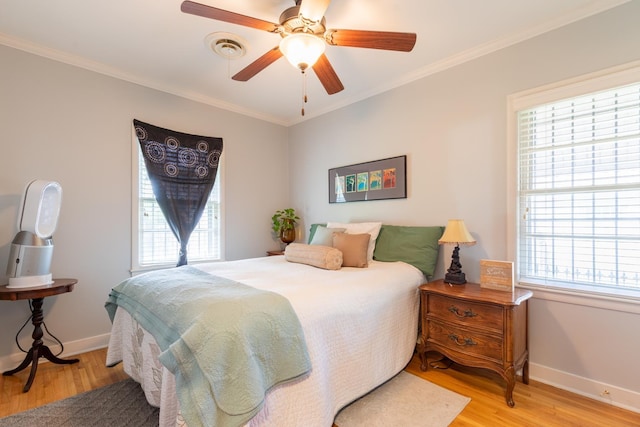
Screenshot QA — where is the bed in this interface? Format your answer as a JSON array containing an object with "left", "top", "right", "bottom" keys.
[{"left": 105, "top": 224, "right": 443, "bottom": 427}]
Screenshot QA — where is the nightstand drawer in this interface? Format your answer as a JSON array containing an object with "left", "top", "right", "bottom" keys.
[
  {"left": 428, "top": 320, "right": 503, "bottom": 362},
  {"left": 428, "top": 294, "right": 503, "bottom": 333}
]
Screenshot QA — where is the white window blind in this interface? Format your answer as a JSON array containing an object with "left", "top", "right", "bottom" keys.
[
  {"left": 517, "top": 82, "right": 640, "bottom": 292},
  {"left": 138, "top": 153, "right": 221, "bottom": 267}
]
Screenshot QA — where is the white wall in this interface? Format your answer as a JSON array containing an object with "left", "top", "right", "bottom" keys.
[
  {"left": 289, "top": 2, "right": 640, "bottom": 412},
  {"left": 0, "top": 45, "right": 289, "bottom": 364}
]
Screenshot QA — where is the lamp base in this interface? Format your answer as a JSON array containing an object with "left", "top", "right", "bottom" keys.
[{"left": 444, "top": 271, "right": 467, "bottom": 285}]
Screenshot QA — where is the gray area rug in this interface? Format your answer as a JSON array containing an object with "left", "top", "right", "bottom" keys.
[
  {"left": 0, "top": 372, "right": 469, "bottom": 426},
  {"left": 0, "top": 378, "right": 159, "bottom": 427},
  {"left": 335, "top": 371, "right": 471, "bottom": 427}
]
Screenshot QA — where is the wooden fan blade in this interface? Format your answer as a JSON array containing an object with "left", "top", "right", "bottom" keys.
[
  {"left": 311, "top": 54, "right": 344, "bottom": 95},
  {"left": 326, "top": 29, "right": 417, "bottom": 52},
  {"left": 299, "top": 0, "right": 331, "bottom": 22},
  {"left": 232, "top": 47, "right": 283, "bottom": 82},
  {"left": 181, "top": 1, "right": 279, "bottom": 33}
]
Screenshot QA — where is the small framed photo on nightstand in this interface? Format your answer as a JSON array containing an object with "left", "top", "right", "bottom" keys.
[{"left": 480, "top": 260, "right": 514, "bottom": 292}]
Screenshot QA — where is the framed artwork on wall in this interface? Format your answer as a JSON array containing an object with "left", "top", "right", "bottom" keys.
[{"left": 328, "top": 155, "right": 407, "bottom": 203}]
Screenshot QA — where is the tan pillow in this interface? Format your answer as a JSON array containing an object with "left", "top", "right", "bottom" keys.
[
  {"left": 326, "top": 222, "right": 382, "bottom": 261},
  {"left": 284, "top": 243, "right": 343, "bottom": 270},
  {"left": 332, "top": 233, "right": 370, "bottom": 268}
]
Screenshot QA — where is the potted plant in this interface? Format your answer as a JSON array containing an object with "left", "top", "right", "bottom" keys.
[{"left": 271, "top": 208, "right": 300, "bottom": 244}]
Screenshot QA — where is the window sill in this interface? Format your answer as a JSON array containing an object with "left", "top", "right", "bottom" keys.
[
  {"left": 130, "top": 259, "right": 224, "bottom": 276},
  {"left": 517, "top": 281, "right": 640, "bottom": 315}
]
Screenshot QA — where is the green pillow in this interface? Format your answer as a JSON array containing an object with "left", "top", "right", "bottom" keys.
[{"left": 373, "top": 225, "right": 445, "bottom": 279}]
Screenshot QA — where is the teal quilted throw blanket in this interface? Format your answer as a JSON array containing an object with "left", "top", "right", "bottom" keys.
[{"left": 105, "top": 266, "right": 311, "bottom": 427}]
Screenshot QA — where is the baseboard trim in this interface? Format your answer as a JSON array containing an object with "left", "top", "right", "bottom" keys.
[
  {"left": 530, "top": 362, "right": 640, "bottom": 414},
  {"left": 0, "top": 333, "right": 111, "bottom": 373}
]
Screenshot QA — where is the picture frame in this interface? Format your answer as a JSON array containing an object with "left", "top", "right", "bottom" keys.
[
  {"left": 479, "top": 260, "right": 515, "bottom": 292},
  {"left": 329, "top": 155, "right": 407, "bottom": 203}
]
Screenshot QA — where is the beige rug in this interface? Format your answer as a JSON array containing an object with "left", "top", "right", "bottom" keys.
[{"left": 335, "top": 371, "right": 470, "bottom": 427}]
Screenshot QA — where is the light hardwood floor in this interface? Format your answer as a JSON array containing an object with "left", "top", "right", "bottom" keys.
[
  {"left": 0, "top": 347, "right": 128, "bottom": 418},
  {"left": 408, "top": 354, "right": 640, "bottom": 427},
  {"left": 1, "top": 348, "right": 638, "bottom": 426}
]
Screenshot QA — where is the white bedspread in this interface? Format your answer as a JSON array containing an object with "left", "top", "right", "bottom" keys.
[{"left": 106, "top": 256, "right": 423, "bottom": 427}]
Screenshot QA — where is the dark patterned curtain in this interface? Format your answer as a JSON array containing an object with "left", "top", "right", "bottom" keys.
[{"left": 133, "top": 119, "right": 223, "bottom": 266}]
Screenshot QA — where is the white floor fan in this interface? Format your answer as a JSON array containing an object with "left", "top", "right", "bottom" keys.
[{"left": 6, "top": 180, "right": 62, "bottom": 288}]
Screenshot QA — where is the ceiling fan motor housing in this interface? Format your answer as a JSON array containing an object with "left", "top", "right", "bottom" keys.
[{"left": 279, "top": 6, "right": 326, "bottom": 37}]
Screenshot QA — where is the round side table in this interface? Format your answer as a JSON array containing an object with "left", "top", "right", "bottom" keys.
[{"left": 0, "top": 278, "right": 79, "bottom": 392}]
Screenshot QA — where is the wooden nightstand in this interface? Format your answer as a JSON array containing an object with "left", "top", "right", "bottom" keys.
[
  {"left": 0, "top": 279, "right": 79, "bottom": 392},
  {"left": 266, "top": 250, "right": 285, "bottom": 256},
  {"left": 417, "top": 279, "right": 532, "bottom": 407}
]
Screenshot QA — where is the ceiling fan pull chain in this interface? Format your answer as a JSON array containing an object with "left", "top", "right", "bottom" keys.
[
  {"left": 301, "top": 70, "right": 308, "bottom": 116},
  {"left": 304, "top": 70, "right": 308, "bottom": 104}
]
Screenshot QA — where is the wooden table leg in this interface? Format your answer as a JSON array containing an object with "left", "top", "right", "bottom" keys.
[{"left": 2, "top": 297, "right": 79, "bottom": 392}]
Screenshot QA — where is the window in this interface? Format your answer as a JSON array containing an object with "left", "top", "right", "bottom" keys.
[
  {"left": 512, "top": 65, "right": 640, "bottom": 297},
  {"left": 132, "top": 143, "right": 223, "bottom": 272}
]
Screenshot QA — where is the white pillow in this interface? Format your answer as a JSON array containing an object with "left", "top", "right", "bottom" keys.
[{"left": 326, "top": 221, "right": 382, "bottom": 261}]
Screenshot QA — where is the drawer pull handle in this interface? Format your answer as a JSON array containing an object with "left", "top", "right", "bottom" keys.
[
  {"left": 448, "top": 306, "right": 477, "bottom": 318},
  {"left": 448, "top": 334, "right": 477, "bottom": 347}
]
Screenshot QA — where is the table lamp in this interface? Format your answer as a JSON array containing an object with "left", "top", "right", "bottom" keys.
[{"left": 438, "top": 219, "right": 476, "bottom": 285}]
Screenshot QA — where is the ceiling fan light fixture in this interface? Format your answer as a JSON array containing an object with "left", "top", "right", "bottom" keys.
[
  {"left": 298, "top": 0, "right": 331, "bottom": 23},
  {"left": 279, "top": 33, "right": 325, "bottom": 71}
]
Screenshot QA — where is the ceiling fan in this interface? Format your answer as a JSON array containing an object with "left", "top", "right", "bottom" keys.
[{"left": 181, "top": 0, "right": 417, "bottom": 96}]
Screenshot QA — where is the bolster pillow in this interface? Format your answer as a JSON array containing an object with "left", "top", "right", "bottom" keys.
[{"left": 284, "top": 243, "right": 343, "bottom": 270}]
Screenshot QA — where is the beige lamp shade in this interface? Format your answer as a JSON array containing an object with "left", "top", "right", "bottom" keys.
[{"left": 438, "top": 219, "right": 476, "bottom": 245}]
